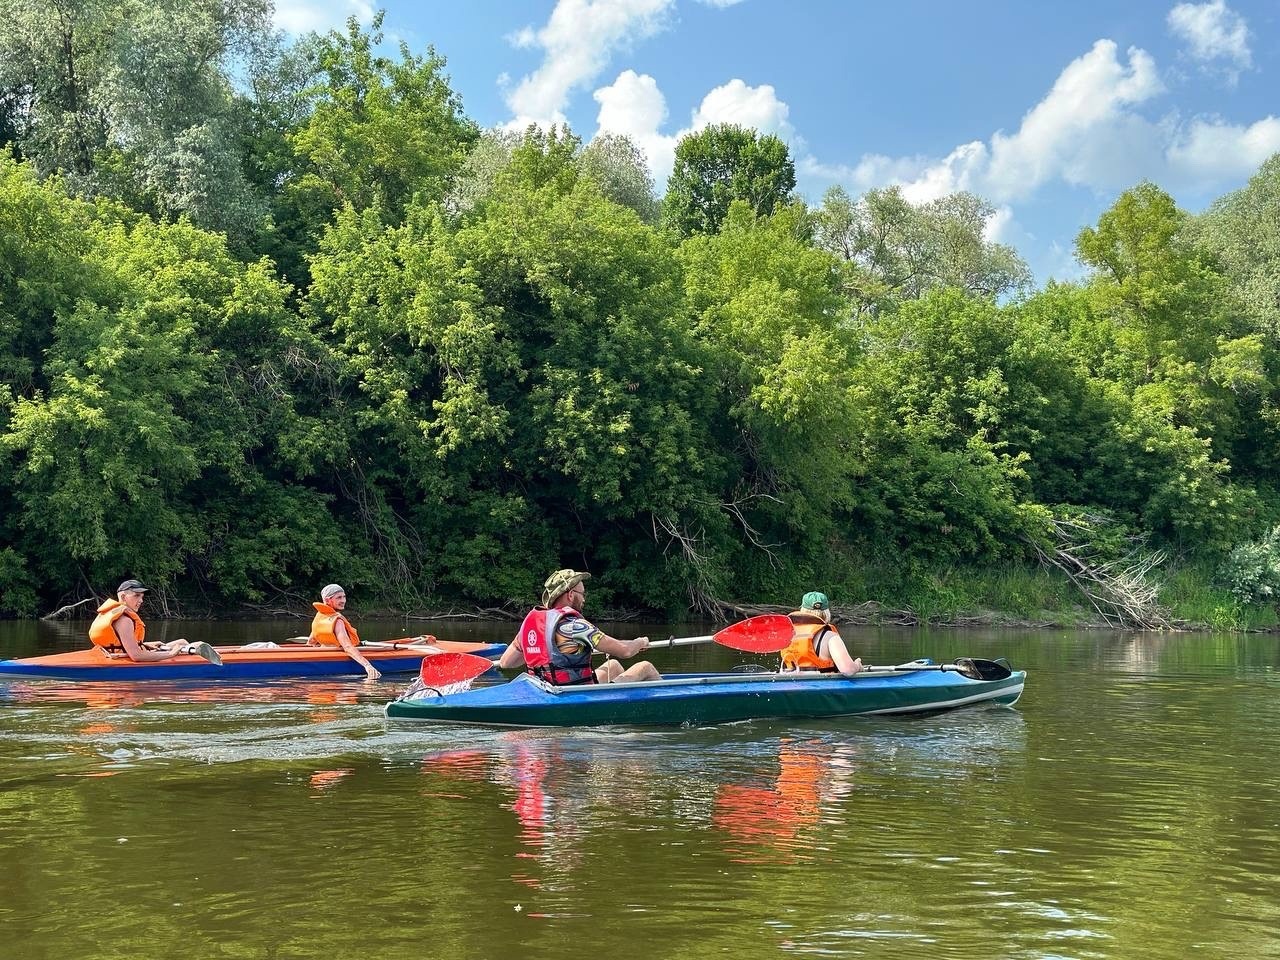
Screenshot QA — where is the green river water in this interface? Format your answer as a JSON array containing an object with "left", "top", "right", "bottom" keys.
[{"left": 1, "top": 619, "right": 1278, "bottom": 959}]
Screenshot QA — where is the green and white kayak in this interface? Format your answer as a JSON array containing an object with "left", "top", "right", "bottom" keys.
[{"left": 385, "top": 658, "right": 1026, "bottom": 728}]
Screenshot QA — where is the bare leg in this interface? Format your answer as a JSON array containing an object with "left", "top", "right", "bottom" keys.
[
  {"left": 595, "top": 660, "right": 624, "bottom": 683},
  {"left": 612, "top": 661, "right": 661, "bottom": 683}
]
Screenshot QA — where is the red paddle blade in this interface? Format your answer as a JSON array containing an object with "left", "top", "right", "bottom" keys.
[
  {"left": 712, "top": 614, "right": 795, "bottom": 652},
  {"left": 418, "top": 652, "right": 496, "bottom": 686}
]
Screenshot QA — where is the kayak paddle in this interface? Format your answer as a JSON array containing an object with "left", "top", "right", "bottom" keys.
[
  {"left": 414, "top": 652, "right": 499, "bottom": 687},
  {"left": 860, "top": 658, "right": 1013, "bottom": 681},
  {"left": 415, "top": 614, "right": 797, "bottom": 687},
  {"left": 648, "top": 614, "right": 795, "bottom": 652},
  {"left": 282, "top": 635, "right": 439, "bottom": 650}
]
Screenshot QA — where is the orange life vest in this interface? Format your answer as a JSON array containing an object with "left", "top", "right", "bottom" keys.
[
  {"left": 88, "top": 599, "right": 145, "bottom": 652},
  {"left": 309, "top": 602, "right": 362, "bottom": 647},
  {"left": 780, "top": 611, "right": 836, "bottom": 671}
]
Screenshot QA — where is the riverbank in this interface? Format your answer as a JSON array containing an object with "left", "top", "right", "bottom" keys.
[
  {"left": 714, "top": 560, "right": 1278, "bottom": 633},
  {"left": 29, "top": 561, "right": 1276, "bottom": 633}
]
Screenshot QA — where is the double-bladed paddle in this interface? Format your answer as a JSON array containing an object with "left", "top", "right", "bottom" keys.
[
  {"left": 647, "top": 614, "right": 794, "bottom": 652},
  {"left": 860, "top": 657, "right": 1013, "bottom": 681},
  {"left": 282, "top": 635, "right": 439, "bottom": 650},
  {"left": 414, "top": 614, "right": 796, "bottom": 688}
]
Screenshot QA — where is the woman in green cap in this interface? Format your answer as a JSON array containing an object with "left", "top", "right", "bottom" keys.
[{"left": 779, "top": 591, "right": 862, "bottom": 676}]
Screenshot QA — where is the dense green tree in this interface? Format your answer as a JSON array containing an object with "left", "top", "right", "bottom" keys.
[
  {"left": 677, "top": 201, "right": 863, "bottom": 592},
  {"left": 0, "top": 159, "right": 340, "bottom": 611},
  {"left": 662, "top": 124, "right": 795, "bottom": 238},
  {"left": 1060, "top": 183, "right": 1266, "bottom": 553},
  {"left": 578, "top": 133, "right": 659, "bottom": 224},
  {"left": 1190, "top": 153, "right": 1280, "bottom": 337},
  {"left": 443, "top": 128, "right": 519, "bottom": 218},
  {"left": 0, "top": 0, "right": 273, "bottom": 242},
  {"left": 261, "top": 14, "right": 477, "bottom": 289},
  {"left": 307, "top": 130, "right": 711, "bottom": 608},
  {"left": 851, "top": 289, "right": 1051, "bottom": 565},
  {"left": 813, "top": 185, "right": 1030, "bottom": 316}
]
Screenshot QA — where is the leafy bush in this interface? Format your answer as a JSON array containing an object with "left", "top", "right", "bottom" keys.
[{"left": 1219, "top": 527, "right": 1280, "bottom": 605}]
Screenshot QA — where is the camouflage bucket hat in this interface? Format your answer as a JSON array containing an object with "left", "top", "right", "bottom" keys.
[{"left": 543, "top": 569, "right": 591, "bottom": 606}]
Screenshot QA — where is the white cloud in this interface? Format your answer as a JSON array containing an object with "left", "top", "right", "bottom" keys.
[
  {"left": 593, "top": 73, "right": 796, "bottom": 187},
  {"left": 273, "top": 0, "right": 374, "bottom": 34},
  {"left": 593, "top": 70, "right": 677, "bottom": 181},
  {"left": 982, "top": 205, "right": 1017, "bottom": 245},
  {"left": 880, "top": 38, "right": 1276, "bottom": 202},
  {"left": 899, "top": 141, "right": 990, "bottom": 203},
  {"left": 797, "top": 42, "right": 1169, "bottom": 206},
  {"left": 691, "top": 79, "right": 793, "bottom": 139},
  {"left": 982, "top": 41, "right": 1164, "bottom": 200},
  {"left": 1168, "top": 0, "right": 1252, "bottom": 78},
  {"left": 503, "top": 0, "right": 675, "bottom": 130},
  {"left": 695, "top": 0, "right": 749, "bottom": 8},
  {"left": 1167, "top": 116, "right": 1280, "bottom": 181}
]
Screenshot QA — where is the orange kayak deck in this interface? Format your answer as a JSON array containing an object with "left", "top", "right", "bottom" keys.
[{"left": 0, "top": 640, "right": 507, "bottom": 681}]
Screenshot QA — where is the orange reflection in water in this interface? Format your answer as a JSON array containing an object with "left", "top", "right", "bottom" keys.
[
  {"left": 712, "top": 739, "right": 859, "bottom": 864},
  {"left": 308, "top": 767, "right": 355, "bottom": 792}
]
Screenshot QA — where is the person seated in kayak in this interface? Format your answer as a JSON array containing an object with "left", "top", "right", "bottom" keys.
[
  {"left": 780, "top": 591, "right": 862, "bottom": 676},
  {"left": 498, "top": 569, "right": 661, "bottom": 685},
  {"left": 88, "top": 580, "right": 222, "bottom": 664},
  {"left": 308, "top": 583, "right": 381, "bottom": 680}
]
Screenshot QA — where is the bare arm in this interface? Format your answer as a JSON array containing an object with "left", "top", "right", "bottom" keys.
[
  {"left": 335, "top": 620, "right": 380, "bottom": 680},
  {"left": 496, "top": 639, "right": 526, "bottom": 670},
  {"left": 114, "top": 617, "right": 176, "bottom": 662},
  {"left": 821, "top": 631, "right": 860, "bottom": 676},
  {"left": 593, "top": 634, "right": 650, "bottom": 659}
]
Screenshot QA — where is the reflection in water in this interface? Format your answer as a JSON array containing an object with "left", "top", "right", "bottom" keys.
[
  {"left": 4, "top": 620, "right": 1280, "bottom": 958},
  {"left": 308, "top": 767, "right": 354, "bottom": 792},
  {"left": 712, "top": 738, "right": 861, "bottom": 864},
  {"left": 415, "top": 711, "right": 1029, "bottom": 908}
]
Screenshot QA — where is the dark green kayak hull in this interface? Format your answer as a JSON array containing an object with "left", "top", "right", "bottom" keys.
[{"left": 385, "top": 666, "right": 1026, "bottom": 728}]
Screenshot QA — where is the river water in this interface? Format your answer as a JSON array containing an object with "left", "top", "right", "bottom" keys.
[{"left": 1, "top": 619, "right": 1278, "bottom": 959}]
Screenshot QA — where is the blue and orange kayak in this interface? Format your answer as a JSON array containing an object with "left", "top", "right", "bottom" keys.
[{"left": 0, "top": 640, "right": 507, "bottom": 681}]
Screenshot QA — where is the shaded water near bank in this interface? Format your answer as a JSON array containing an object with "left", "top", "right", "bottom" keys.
[{"left": 2, "top": 619, "right": 1279, "bottom": 958}]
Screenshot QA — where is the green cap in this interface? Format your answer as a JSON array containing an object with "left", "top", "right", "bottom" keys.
[{"left": 801, "top": 591, "right": 829, "bottom": 611}]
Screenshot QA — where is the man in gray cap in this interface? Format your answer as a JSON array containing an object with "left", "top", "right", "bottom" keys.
[
  {"left": 497, "top": 568, "right": 660, "bottom": 684},
  {"left": 87, "top": 580, "right": 222, "bottom": 664},
  {"left": 308, "top": 584, "right": 381, "bottom": 680}
]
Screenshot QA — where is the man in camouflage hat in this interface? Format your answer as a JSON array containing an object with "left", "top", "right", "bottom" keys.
[
  {"left": 498, "top": 568, "right": 661, "bottom": 685},
  {"left": 779, "top": 590, "right": 862, "bottom": 676}
]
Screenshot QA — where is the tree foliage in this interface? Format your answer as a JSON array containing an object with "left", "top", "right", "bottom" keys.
[
  {"left": 3, "top": 1, "right": 1280, "bottom": 615},
  {"left": 813, "top": 185, "right": 1030, "bottom": 315},
  {"left": 662, "top": 123, "right": 796, "bottom": 238}
]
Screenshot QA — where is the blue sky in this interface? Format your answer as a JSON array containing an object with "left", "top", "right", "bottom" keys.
[{"left": 275, "top": 0, "right": 1280, "bottom": 283}]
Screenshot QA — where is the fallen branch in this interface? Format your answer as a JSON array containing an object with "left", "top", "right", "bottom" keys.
[
  {"left": 1030, "top": 514, "right": 1171, "bottom": 630},
  {"left": 41, "top": 597, "right": 97, "bottom": 621}
]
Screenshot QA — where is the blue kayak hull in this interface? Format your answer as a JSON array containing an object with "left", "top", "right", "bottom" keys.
[{"left": 385, "top": 665, "right": 1026, "bottom": 728}]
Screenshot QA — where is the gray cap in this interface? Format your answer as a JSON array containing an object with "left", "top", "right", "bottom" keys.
[
  {"left": 320, "top": 583, "right": 345, "bottom": 600},
  {"left": 117, "top": 579, "right": 149, "bottom": 594}
]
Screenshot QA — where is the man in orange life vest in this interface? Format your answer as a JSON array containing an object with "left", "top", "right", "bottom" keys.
[
  {"left": 88, "top": 580, "right": 222, "bottom": 664},
  {"left": 497, "top": 569, "right": 661, "bottom": 685},
  {"left": 780, "top": 591, "right": 863, "bottom": 676},
  {"left": 308, "top": 583, "right": 381, "bottom": 680}
]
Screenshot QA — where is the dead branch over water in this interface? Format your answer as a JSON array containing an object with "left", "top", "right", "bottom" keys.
[
  {"left": 41, "top": 598, "right": 96, "bottom": 620},
  {"left": 1031, "top": 514, "right": 1171, "bottom": 630}
]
